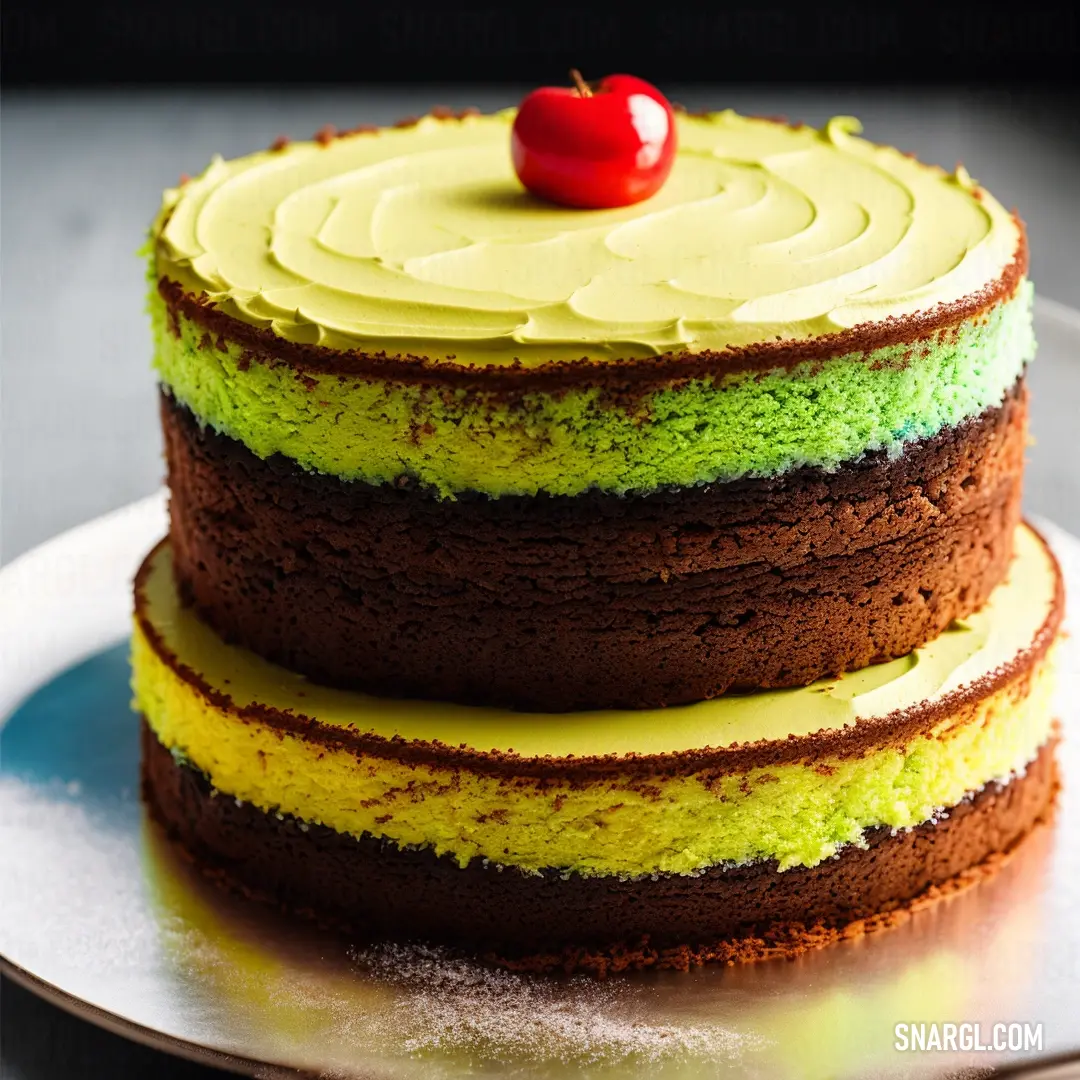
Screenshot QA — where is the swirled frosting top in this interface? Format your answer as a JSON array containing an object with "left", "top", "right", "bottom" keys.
[{"left": 155, "top": 110, "right": 1023, "bottom": 367}]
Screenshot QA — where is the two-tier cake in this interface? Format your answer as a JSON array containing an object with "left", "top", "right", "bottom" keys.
[{"left": 134, "top": 104, "right": 1062, "bottom": 973}]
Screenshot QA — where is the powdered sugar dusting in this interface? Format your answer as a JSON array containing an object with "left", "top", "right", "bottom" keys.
[
  {"left": 350, "top": 942, "right": 758, "bottom": 1065},
  {"left": 0, "top": 777, "right": 158, "bottom": 977}
]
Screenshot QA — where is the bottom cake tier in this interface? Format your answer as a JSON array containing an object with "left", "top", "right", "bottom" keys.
[{"left": 132, "top": 524, "right": 1063, "bottom": 974}]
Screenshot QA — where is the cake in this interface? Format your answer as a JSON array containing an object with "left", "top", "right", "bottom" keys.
[{"left": 134, "top": 105, "right": 1062, "bottom": 973}]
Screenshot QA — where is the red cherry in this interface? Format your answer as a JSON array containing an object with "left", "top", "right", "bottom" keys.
[{"left": 511, "top": 71, "right": 677, "bottom": 209}]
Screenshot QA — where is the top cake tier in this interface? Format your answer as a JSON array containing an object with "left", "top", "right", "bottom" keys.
[
  {"left": 152, "top": 109, "right": 1029, "bottom": 500},
  {"left": 152, "top": 109, "right": 1033, "bottom": 711}
]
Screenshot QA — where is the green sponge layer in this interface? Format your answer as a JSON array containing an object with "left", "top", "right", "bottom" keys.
[{"left": 152, "top": 283, "right": 1034, "bottom": 499}]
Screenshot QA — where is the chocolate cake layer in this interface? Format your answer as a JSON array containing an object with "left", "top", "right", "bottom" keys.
[
  {"left": 163, "top": 382, "right": 1027, "bottom": 711},
  {"left": 163, "top": 381, "right": 1028, "bottom": 711},
  {"left": 142, "top": 721, "right": 1058, "bottom": 972}
]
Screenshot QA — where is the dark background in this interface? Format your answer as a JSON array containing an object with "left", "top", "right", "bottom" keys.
[
  {"left": 3, "top": 2, "right": 1080, "bottom": 1078},
  {"left": 3, "top": 0, "right": 1080, "bottom": 87}
]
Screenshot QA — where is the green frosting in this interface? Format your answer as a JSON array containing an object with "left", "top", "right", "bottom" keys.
[
  {"left": 154, "top": 111, "right": 1021, "bottom": 365},
  {"left": 152, "top": 283, "right": 1034, "bottom": 497}
]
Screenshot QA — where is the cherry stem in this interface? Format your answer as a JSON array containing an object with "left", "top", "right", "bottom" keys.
[{"left": 569, "top": 69, "right": 592, "bottom": 98}]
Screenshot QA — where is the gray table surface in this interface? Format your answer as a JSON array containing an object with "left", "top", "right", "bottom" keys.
[{"left": 2, "top": 86, "right": 1080, "bottom": 1079}]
